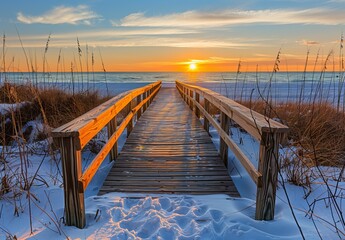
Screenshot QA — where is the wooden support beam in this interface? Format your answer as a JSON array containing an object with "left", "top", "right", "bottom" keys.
[
  {"left": 52, "top": 81, "right": 162, "bottom": 150},
  {"left": 143, "top": 92, "right": 148, "bottom": 112},
  {"left": 255, "top": 132, "right": 280, "bottom": 220},
  {"left": 127, "top": 101, "right": 133, "bottom": 138},
  {"left": 220, "top": 112, "right": 229, "bottom": 168},
  {"left": 149, "top": 89, "right": 153, "bottom": 104},
  {"left": 190, "top": 97, "right": 262, "bottom": 186},
  {"left": 204, "top": 99, "right": 210, "bottom": 133},
  {"left": 189, "top": 90, "right": 194, "bottom": 111},
  {"left": 59, "top": 137, "right": 85, "bottom": 228},
  {"left": 184, "top": 88, "right": 187, "bottom": 102},
  {"left": 195, "top": 93, "right": 200, "bottom": 118},
  {"left": 81, "top": 112, "right": 134, "bottom": 189},
  {"left": 136, "top": 95, "right": 142, "bottom": 120},
  {"left": 107, "top": 117, "right": 117, "bottom": 161},
  {"left": 174, "top": 81, "right": 289, "bottom": 142}
]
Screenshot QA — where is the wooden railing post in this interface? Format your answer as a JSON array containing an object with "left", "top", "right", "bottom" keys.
[
  {"left": 59, "top": 137, "right": 85, "bottom": 228},
  {"left": 143, "top": 92, "right": 148, "bottom": 112},
  {"left": 255, "top": 132, "right": 280, "bottom": 220},
  {"left": 136, "top": 94, "right": 142, "bottom": 120},
  {"left": 184, "top": 87, "right": 187, "bottom": 102},
  {"left": 189, "top": 90, "right": 194, "bottom": 110},
  {"left": 149, "top": 89, "right": 153, "bottom": 104},
  {"left": 127, "top": 101, "right": 133, "bottom": 137},
  {"left": 220, "top": 112, "right": 229, "bottom": 168},
  {"left": 204, "top": 99, "right": 210, "bottom": 133},
  {"left": 195, "top": 93, "right": 200, "bottom": 118},
  {"left": 107, "top": 117, "right": 118, "bottom": 161}
]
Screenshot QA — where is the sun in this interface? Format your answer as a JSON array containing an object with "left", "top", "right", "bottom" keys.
[{"left": 189, "top": 63, "right": 197, "bottom": 71}]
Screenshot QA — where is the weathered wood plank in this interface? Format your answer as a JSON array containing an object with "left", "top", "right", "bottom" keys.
[
  {"left": 102, "top": 180, "right": 235, "bottom": 187},
  {"left": 107, "top": 117, "right": 117, "bottom": 161},
  {"left": 59, "top": 137, "right": 85, "bottom": 228},
  {"left": 220, "top": 112, "right": 229, "bottom": 167},
  {"left": 52, "top": 82, "right": 161, "bottom": 229},
  {"left": 176, "top": 81, "right": 289, "bottom": 141},
  {"left": 52, "top": 81, "right": 161, "bottom": 150},
  {"left": 80, "top": 111, "right": 134, "bottom": 189},
  {"left": 255, "top": 132, "right": 280, "bottom": 221},
  {"left": 182, "top": 90, "right": 263, "bottom": 186},
  {"left": 176, "top": 81, "right": 289, "bottom": 221},
  {"left": 100, "top": 88, "right": 239, "bottom": 197},
  {"left": 104, "top": 175, "right": 232, "bottom": 181}
]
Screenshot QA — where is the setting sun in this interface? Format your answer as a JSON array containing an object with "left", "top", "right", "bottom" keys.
[{"left": 189, "top": 63, "right": 197, "bottom": 71}]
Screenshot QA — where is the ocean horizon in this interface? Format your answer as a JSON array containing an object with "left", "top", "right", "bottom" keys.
[{"left": 1, "top": 71, "right": 344, "bottom": 105}]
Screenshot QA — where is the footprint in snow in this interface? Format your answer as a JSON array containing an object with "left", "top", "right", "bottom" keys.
[
  {"left": 123, "top": 198, "right": 140, "bottom": 210},
  {"left": 173, "top": 215, "right": 191, "bottom": 229},
  {"left": 159, "top": 197, "right": 171, "bottom": 211},
  {"left": 137, "top": 216, "right": 161, "bottom": 238},
  {"left": 174, "top": 206, "right": 190, "bottom": 215},
  {"left": 192, "top": 205, "right": 208, "bottom": 216},
  {"left": 209, "top": 209, "right": 223, "bottom": 222},
  {"left": 212, "top": 220, "right": 226, "bottom": 234},
  {"left": 110, "top": 207, "right": 123, "bottom": 222},
  {"left": 157, "top": 227, "right": 177, "bottom": 240}
]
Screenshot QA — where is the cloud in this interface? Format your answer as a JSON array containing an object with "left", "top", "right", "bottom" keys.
[
  {"left": 179, "top": 57, "right": 239, "bottom": 65},
  {"left": 328, "top": 0, "right": 345, "bottom": 3},
  {"left": 4, "top": 35, "right": 257, "bottom": 49},
  {"left": 17, "top": 5, "right": 101, "bottom": 25},
  {"left": 303, "top": 40, "right": 320, "bottom": 45},
  {"left": 117, "top": 8, "right": 345, "bottom": 28},
  {"left": 297, "top": 39, "right": 320, "bottom": 45},
  {"left": 4, "top": 26, "right": 259, "bottom": 49}
]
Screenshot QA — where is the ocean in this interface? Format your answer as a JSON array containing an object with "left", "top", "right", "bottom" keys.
[{"left": 1, "top": 71, "right": 344, "bottom": 105}]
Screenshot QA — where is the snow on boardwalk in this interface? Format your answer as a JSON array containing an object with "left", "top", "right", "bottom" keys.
[{"left": 100, "top": 87, "right": 239, "bottom": 196}]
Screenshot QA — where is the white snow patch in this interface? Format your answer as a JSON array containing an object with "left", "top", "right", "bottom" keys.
[{"left": 0, "top": 102, "right": 29, "bottom": 115}]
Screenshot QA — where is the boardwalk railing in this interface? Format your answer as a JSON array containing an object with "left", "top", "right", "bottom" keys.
[
  {"left": 52, "top": 81, "right": 161, "bottom": 228},
  {"left": 176, "top": 81, "right": 289, "bottom": 221}
]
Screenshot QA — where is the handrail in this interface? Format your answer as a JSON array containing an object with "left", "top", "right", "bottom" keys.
[
  {"left": 52, "top": 81, "right": 161, "bottom": 228},
  {"left": 175, "top": 81, "right": 289, "bottom": 221}
]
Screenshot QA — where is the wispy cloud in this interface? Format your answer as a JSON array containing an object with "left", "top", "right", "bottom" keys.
[
  {"left": 6, "top": 28, "right": 199, "bottom": 42},
  {"left": 179, "top": 57, "right": 239, "bottom": 65},
  {"left": 17, "top": 5, "right": 101, "bottom": 25},
  {"left": 5, "top": 35, "right": 257, "bottom": 49},
  {"left": 297, "top": 39, "right": 320, "bottom": 45},
  {"left": 328, "top": 0, "right": 345, "bottom": 3},
  {"left": 5, "top": 28, "right": 258, "bottom": 49},
  {"left": 116, "top": 8, "right": 345, "bottom": 28}
]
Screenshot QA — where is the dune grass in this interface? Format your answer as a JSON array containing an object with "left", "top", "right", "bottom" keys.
[
  {"left": 239, "top": 100, "right": 345, "bottom": 166},
  {"left": 0, "top": 82, "right": 109, "bottom": 145}
]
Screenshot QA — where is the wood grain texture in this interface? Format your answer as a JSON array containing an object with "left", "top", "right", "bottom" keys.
[
  {"left": 52, "top": 82, "right": 161, "bottom": 229},
  {"left": 107, "top": 117, "right": 118, "bottom": 161},
  {"left": 220, "top": 112, "right": 229, "bottom": 167},
  {"left": 100, "top": 88, "right": 239, "bottom": 197},
  {"left": 180, "top": 89, "right": 262, "bottom": 186},
  {"left": 59, "top": 137, "right": 85, "bottom": 228},
  {"left": 81, "top": 85, "right": 162, "bottom": 189},
  {"left": 52, "top": 81, "right": 161, "bottom": 150},
  {"left": 176, "top": 81, "right": 289, "bottom": 142},
  {"left": 176, "top": 81, "right": 288, "bottom": 221},
  {"left": 255, "top": 132, "right": 280, "bottom": 220}
]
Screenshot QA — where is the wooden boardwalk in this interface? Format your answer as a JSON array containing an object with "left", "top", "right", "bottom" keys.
[
  {"left": 53, "top": 81, "right": 288, "bottom": 227},
  {"left": 99, "top": 88, "right": 239, "bottom": 196}
]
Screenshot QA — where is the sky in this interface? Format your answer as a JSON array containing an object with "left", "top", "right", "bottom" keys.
[{"left": 0, "top": 0, "right": 345, "bottom": 72}]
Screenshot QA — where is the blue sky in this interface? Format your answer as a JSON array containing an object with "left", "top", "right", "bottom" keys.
[{"left": 1, "top": 0, "right": 345, "bottom": 71}]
